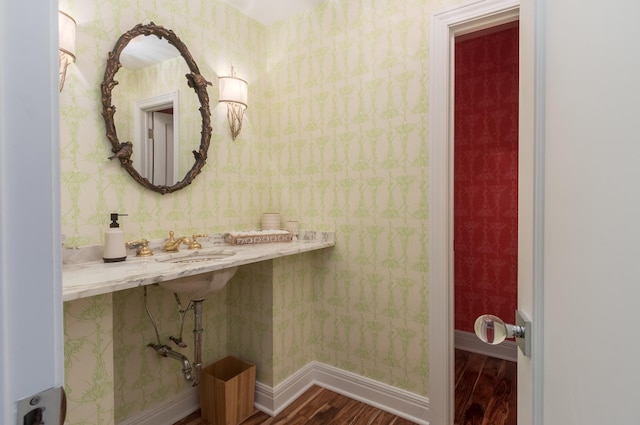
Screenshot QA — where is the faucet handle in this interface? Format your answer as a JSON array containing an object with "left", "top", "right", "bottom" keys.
[
  {"left": 164, "top": 231, "right": 188, "bottom": 252},
  {"left": 126, "top": 238, "right": 154, "bottom": 257},
  {"left": 187, "top": 233, "right": 207, "bottom": 250}
]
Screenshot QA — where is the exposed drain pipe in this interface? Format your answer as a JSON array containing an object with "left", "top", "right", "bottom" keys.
[
  {"left": 147, "top": 343, "right": 196, "bottom": 384},
  {"left": 191, "top": 300, "right": 204, "bottom": 385},
  {"left": 144, "top": 287, "right": 204, "bottom": 386}
]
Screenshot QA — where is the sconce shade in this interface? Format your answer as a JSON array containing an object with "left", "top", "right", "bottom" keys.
[
  {"left": 219, "top": 76, "right": 248, "bottom": 107},
  {"left": 58, "top": 11, "right": 76, "bottom": 61},
  {"left": 219, "top": 75, "right": 248, "bottom": 140},
  {"left": 58, "top": 11, "right": 76, "bottom": 92}
]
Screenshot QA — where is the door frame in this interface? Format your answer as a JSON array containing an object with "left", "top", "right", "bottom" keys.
[
  {"left": 134, "top": 91, "right": 179, "bottom": 184},
  {"left": 428, "top": 0, "right": 544, "bottom": 423}
]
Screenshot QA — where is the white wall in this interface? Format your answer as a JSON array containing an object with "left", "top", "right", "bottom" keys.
[{"left": 542, "top": 0, "right": 640, "bottom": 423}]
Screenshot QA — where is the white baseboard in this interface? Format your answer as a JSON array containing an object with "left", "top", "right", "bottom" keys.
[
  {"left": 119, "top": 362, "right": 429, "bottom": 425},
  {"left": 454, "top": 329, "right": 517, "bottom": 362},
  {"left": 117, "top": 386, "right": 199, "bottom": 425},
  {"left": 311, "top": 362, "right": 428, "bottom": 425},
  {"left": 254, "top": 361, "right": 317, "bottom": 416}
]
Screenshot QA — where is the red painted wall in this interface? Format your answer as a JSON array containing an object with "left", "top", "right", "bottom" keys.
[{"left": 454, "top": 25, "right": 519, "bottom": 333}]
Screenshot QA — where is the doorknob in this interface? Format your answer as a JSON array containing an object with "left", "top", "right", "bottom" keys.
[{"left": 474, "top": 310, "right": 531, "bottom": 357}]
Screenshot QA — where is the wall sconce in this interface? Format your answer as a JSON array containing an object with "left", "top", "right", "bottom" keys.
[
  {"left": 218, "top": 69, "right": 248, "bottom": 140},
  {"left": 58, "top": 11, "right": 76, "bottom": 92}
]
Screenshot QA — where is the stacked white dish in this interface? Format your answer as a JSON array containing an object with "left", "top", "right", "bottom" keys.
[
  {"left": 284, "top": 220, "right": 299, "bottom": 235},
  {"left": 261, "top": 213, "right": 281, "bottom": 230}
]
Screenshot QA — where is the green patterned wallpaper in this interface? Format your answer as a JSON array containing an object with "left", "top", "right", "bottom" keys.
[
  {"left": 64, "top": 296, "right": 115, "bottom": 425},
  {"left": 271, "top": 254, "right": 321, "bottom": 384},
  {"left": 60, "top": 0, "right": 463, "bottom": 424},
  {"left": 226, "top": 261, "right": 275, "bottom": 385},
  {"left": 267, "top": 0, "right": 461, "bottom": 392}
]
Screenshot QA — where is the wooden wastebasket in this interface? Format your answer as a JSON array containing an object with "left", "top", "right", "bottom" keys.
[{"left": 199, "top": 356, "right": 256, "bottom": 425}]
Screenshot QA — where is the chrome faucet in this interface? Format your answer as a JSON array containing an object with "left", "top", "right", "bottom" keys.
[{"left": 164, "top": 231, "right": 188, "bottom": 252}]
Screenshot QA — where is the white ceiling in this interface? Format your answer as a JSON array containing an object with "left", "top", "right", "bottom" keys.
[
  {"left": 220, "top": 0, "right": 326, "bottom": 25},
  {"left": 120, "top": 35, "right": 180, "bottom": 69}
]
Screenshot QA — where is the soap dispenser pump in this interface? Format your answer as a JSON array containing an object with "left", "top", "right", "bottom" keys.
[{"left": 103, "top": 213, "right": 128, "bottom": 263}]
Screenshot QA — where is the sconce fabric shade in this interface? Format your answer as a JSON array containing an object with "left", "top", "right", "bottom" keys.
[
  {"left": 59, "top": 11, "right": 76, "bottom": 60},
  {"left": 219, "top": 75, "right": 248, "bottom": 140},
  {"left": 58, "top": 11, "right": 76, "bottom": 91},
  {"left": 219, "top": 76, "right": 248, "bottom": 107}
]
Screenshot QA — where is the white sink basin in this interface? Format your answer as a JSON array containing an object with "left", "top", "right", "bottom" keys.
[
  {"left": 156, "top": 250, "right": 238, "bottom": 300},
  {"left": 159, "top": 267, "right": 238, "bottom": 300}
]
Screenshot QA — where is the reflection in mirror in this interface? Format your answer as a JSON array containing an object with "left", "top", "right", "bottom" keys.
[
  {"left": 114, "top": 35, "right": 190, "bottom": 186},
  {"left": 133, "top": 92, "right": 179, "bottom": 186},
  {"left": 102, "top": 22, "right": 212, "bottom": 194},
  {"left": 120, "top": 34, "right": 179, "bottom": 69}
]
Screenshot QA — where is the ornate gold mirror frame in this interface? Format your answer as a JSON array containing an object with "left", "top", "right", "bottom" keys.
[{"left": 101, "top": 22, "right": 212, "bottom": 195}]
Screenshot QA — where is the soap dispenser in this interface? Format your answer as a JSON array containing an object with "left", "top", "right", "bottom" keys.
[{"left": 103, "top": 213, "right": 127, "bottom": 263}]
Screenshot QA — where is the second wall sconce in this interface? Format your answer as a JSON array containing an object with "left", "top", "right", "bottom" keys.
[
  {"left": 58, "top": 10, "right": 76, "bottom": 92},
  {"left": 219, "top": 68, "right": 248, "bottom": 140}
]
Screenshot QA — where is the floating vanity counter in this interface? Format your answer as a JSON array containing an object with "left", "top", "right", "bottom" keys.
[{"left": 62, "top": 231, "right": 334, "bottom": 301}]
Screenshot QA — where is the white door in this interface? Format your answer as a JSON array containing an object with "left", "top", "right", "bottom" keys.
[
  {"left": 150, "top": 111, "right": 175, "bottom": 185},
  {"left": 136, "top": 94, "right": 179, "bottom": 186},
  {"left": 0, "top": 3, "right": 64, "bottom": 425},
  {"left": 540, "top": 0, "right": 640, "bottom": 423}
]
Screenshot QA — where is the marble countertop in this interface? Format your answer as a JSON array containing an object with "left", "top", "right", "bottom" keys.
[{"left": 62, "top": 231, "right": 334, "bottom": 302}]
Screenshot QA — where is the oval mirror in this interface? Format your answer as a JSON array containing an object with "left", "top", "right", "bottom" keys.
[{"left": 101, "top": 22, "right": 212, "bottom": 194}]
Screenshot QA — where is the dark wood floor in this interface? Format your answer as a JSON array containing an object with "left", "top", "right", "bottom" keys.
[
  {"left": 174, "top": 384, "right": 417, "bottom": 425},
  {"left": 455, "top": 349, "right": 517, "bottom": 425},
  {"left": 175, "top": 350, "right": 515, "bottom": 425},
  {"left": 175, "top": 385, "right": 413, "bottom": 425}
]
